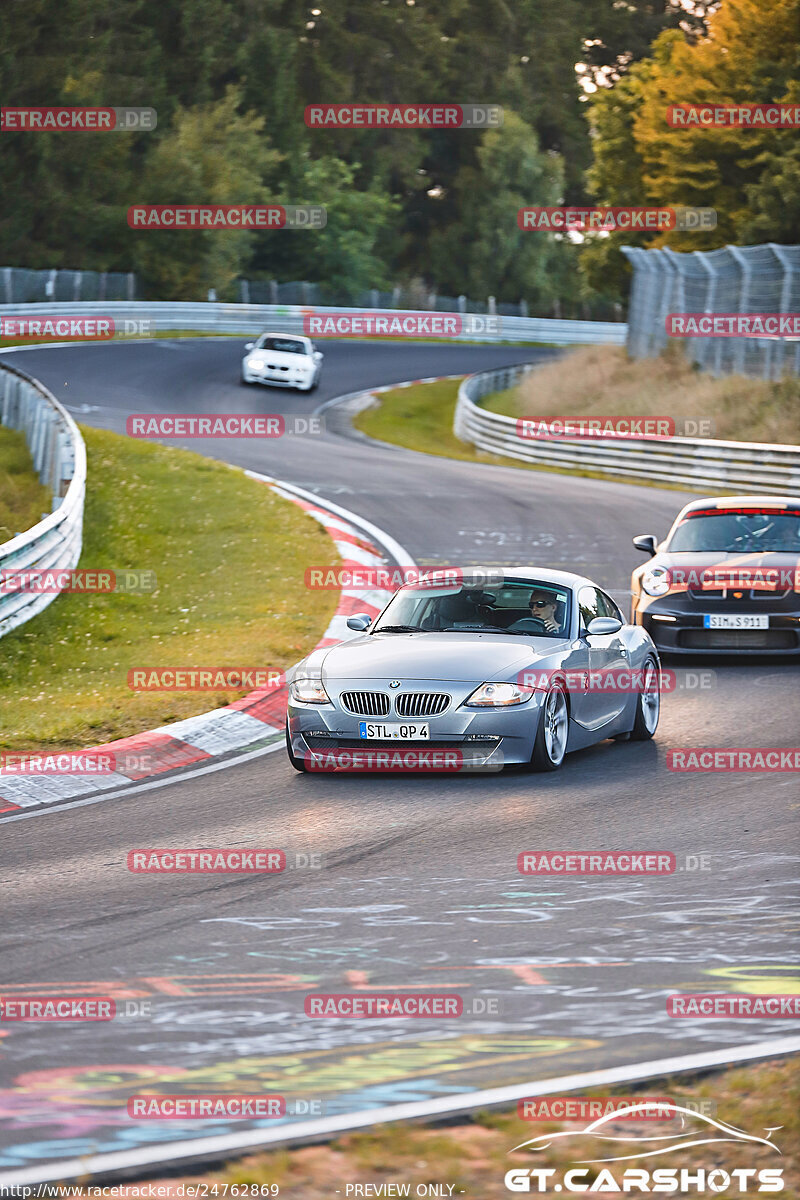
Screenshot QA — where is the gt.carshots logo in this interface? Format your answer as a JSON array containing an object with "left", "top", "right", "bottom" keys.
[
  {"left": 518, "top": 206, "right": 716, "bottom": 231},
  {"left": 1, "top": 107, "right": 157, "bottom": 131},
  {"left": 505, "top": 1103, "right": 784, "bottom": 1193},
  {"left": 303, "top": 312, "right": 500, "bottom": 337},
  {"left": 305, "top": 104, "right": 503, "bottom": 128},
  {"left": 127, "top": 205, "right": 326, "bottom": 228}
]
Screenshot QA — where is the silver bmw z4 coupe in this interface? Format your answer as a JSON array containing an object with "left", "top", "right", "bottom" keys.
[{"left": 286, "top": 568, "right": 661, "bottom": 773}]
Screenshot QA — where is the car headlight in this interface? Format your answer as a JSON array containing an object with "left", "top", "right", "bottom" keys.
[
  {"left": 290, "top": 677, "right": 330, "bottom": 704},
  {"left": 464, "top": 682, "right": 535, "bottom": 707},
  {"left": 642, "top": 566, "right": 671, "bottom": 597},
  {"left": 245, "top": 356, "right": 262, "bottom": 368}
]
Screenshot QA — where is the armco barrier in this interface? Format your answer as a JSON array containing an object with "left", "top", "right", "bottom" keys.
[
  {"left": 453, "top": 364, "right": 800, "bottom": 495},
  {"left": 0, "top": 364, "right": 86, "bottom": 637},
  {"left": 0, "top": 300, "right": 627, "bottom": 346}
]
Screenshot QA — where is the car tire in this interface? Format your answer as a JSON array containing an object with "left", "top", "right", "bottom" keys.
[
  {"left": 285, "top": 726, "right": 307, "bottom": 772},
  {"left": 630, "top": 656, "right": 660, "bottom": 741},
  {"left": 530, "top": 683, "right": 569, "bottom": 772}
]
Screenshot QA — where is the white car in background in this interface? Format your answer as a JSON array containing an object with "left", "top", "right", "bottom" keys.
[{"left": 241, "top": 333, "right": 323, "bottom": 391}]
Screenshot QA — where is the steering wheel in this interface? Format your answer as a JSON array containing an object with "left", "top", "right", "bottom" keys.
[{"left": 507, "top": 615, "right": 548, "bottom": 633}]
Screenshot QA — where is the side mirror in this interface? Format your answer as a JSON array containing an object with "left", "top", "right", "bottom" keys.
[
  {"left": 632, "top": 534, "right": 658, "bottom": 556},
  {"left": 587, "top": 616, "right": 623, "bottom": 636},
  {"left": 346, "top": 613, "right": 372, "bottom": 631},
  {"left": 244, "top": 342, "right": 254, "bottom": 351},
  {"left": 314, "top": 351, "right": 323, "bottom": 361}
]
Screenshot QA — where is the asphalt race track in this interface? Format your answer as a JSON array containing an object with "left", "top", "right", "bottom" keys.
[{"left": 1, "top": 338, "right": 798, "bottom": 1178}]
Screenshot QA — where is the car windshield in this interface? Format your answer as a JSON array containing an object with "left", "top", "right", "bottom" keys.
[
  {"left": 371, "top": 579, "right": 571, "bottom": 637},
  {"left": 255, "top": 336, "right": 306, "bottom": 353},
  {"left": 667, "top": 509, "right": 800, "bottom": 553}
]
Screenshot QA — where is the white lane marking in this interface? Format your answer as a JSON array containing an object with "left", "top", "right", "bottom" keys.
[{"left": 3, "top": 1037, "right": 798, "bottom": 1185}]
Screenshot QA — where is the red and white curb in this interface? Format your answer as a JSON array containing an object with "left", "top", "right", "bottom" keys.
[{"left": 0, "top": 477, "right": 414, "bottom": 816}]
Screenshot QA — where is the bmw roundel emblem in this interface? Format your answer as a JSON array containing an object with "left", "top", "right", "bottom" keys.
[{"left": 389, "top": 680, "right": 401, "bottom": 688}]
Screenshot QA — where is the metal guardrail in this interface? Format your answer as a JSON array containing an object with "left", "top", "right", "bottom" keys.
[
  {"left": 0, "top": 301, "right": 628, "bottom": 346},
  {"left": 453, "top": 364, "right": 800, "bottom": 495},
  {"left": 0, "top": 364, "right": 86, "bottom": 637}
]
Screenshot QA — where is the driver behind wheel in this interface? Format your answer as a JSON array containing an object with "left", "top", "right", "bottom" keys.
[{"left": 508, "top": 589, "right": 565, "bottom": 634}]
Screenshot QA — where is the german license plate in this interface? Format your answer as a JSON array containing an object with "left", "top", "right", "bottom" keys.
[
  {"left": 359, "top": 722, "right": 430, "bottom": 740},
  {"left": 703, "top": 614, "right": 769, "bottom": 629}
]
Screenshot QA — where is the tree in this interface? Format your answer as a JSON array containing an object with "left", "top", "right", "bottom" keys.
[
  {"left": 424, "top": 112, "right": 572, "bottom": 306},
  {"left": 130, "top": 88, "right": 282, "bottom": 299}
]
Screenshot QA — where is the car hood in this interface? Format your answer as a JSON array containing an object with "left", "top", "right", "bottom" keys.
[
  {"left": 313, "top": 632, "right": 569, "bottom": 682},
  {"left": 247, "top": 349, "right": 309, "bottom": 366}
]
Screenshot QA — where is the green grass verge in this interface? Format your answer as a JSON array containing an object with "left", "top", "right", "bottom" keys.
[
  {"left": 352, "top": 379, "right": 708, "bottom": 492},
  {"left": 0, "top": 427, "right": 338, "bottom": 753},
  {"left": 0, "top": 425, "right": 51, "bottom": 542}
]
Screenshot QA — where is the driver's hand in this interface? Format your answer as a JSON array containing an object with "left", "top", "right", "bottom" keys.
[{"left": 543, "top": 618, "right": 558, "bottom": 632}]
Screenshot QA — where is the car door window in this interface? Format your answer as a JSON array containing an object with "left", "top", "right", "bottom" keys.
[
  {"left": 598, "top": 590, "right": 623, "bottom": 623},
  {"left": 578, "top": 586, "right": 602, "bottom": 633}
]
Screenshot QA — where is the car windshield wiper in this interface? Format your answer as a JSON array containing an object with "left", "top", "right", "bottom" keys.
[
  {"left": 373, "top": 624, "right": 424, "bottom": 633},
  {"left": 439, "top": 625, "right": 511, "bottom": 633}
]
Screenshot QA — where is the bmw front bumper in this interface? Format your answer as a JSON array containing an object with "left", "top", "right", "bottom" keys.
[{"left": 287, "top": 680, "right": 548, "bottom": 770}]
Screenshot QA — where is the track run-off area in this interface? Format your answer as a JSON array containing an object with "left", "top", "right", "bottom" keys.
[{"left": 1, "top": 337, "right": 798, "bottom": 1181}]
